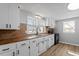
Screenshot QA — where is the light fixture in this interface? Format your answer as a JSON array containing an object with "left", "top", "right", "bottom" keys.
[
  {"left": 35, "top": 15, "right": 42, "bottom": 19},
  {"left": 68, "top": 3, "right": 79, "bottom": 10}
]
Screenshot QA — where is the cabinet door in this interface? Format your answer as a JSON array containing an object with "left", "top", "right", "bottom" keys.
[
  {"left": 30, "top": 39, "right": 38, "bottom": 56},
  {"left": 48, "top": 38, "right": 52, "bottom": 48},
  {"left": 45, "top": 38, "right": 49, "bottom": 49},
  {"left": 9, "top": 4, "right": 20, "bottom": 29},
  {"left": 48, "top": 37, "right": 54, "bottom": 48},
  {"left": 0, "top": 51, "right": 15, "bottom": 56},
  {"left": 0, "top": 3, "right": 9, "bottom": 29},
  {"left": 51, "top": 35, "right": 54, "bottom": 45},
  {"left": 17, "top": 46, "right": 29, "bottom": 56},
  {"left": 38, "top": 40, "right": 46, "bottom": 55},
  {"left": 16, "top": 41, "right": 30, "bottom": 56}
]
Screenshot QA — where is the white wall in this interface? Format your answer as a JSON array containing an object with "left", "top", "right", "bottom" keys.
[{"left": 55, "top": 17, "right": 79, "bottom": 46}]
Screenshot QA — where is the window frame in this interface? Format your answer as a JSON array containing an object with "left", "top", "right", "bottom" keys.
[{"left": 63, "top": 21, "right": 75, "bottom": 33}]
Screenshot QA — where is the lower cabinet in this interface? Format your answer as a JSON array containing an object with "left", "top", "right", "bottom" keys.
[
  {"left": 44, "top": 38, "right": 49, "bottom": 49},
  {"left": 0, "top": 34, "right": 54, "bottom": 56},
  {"left": 0, "top": 51, "right": 15, "bottom": 56},
  {"left": 48, "top": 35, "right": 54, "bottom": 48},
  {"left": 0, "top": 43, "right": 16, "bottom": 56},
  {"left": 38, "top": 38, "right": 47, "bottom": 55},
  {"left": 16, "top": 40, "right": 30, "bottom": 56},
  {"left": 29, "top": 39, "right": 38, "bottom": 56}
]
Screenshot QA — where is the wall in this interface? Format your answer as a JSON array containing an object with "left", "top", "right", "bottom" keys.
[{"left": 55, "top": 17, "right": 79, "bottom": 46}]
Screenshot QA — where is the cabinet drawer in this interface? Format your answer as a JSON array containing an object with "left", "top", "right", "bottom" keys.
[
  {"left": 16, "top": 40, "right": 29, "bottom": 48},
  {"left": 0, "top": 43, "right": 16, "bottom": 54},
  {"left": 30, "top": 38, "right": 38, "bottom": 43}
]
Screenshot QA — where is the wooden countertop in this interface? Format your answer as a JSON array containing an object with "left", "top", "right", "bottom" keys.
[{"left": 0, "top": 33, "right": 52, "bottom": 45}]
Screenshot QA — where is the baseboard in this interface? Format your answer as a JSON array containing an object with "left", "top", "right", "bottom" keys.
[{"left": 59, "top": 41, "right": 79, "bottom": 46}]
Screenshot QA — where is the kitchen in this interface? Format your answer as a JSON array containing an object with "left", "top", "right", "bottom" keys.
[
  {"left": 0, "top": 3, "right": 79, "bottom": 56},
  {"left": 0, "top": 3, "right": 56, "bottom": 56}
]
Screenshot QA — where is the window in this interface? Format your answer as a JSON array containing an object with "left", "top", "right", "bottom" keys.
[
  {"left": 26, "top": 16, "right": 46, "bottom": 34},
  {"left": 63, "top": 21, "right": 75, "bottom": 33},
  {"left": 26, "top": 25, "right": 36, "bottom": 34},
  {"left": 26, "top": 16, "right": 36, "bottom": 34}
]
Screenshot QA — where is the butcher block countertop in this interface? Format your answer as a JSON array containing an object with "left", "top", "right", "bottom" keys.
[{"left": 0, "top": 30, "right": 51, "bottom": 45}]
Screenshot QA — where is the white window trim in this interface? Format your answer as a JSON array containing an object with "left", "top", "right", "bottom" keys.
[{"left": 63, "top": 21, "right": 75, "bottom": 33}]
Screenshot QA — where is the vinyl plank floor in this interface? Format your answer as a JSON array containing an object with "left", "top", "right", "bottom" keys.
[{"left": 40, "top": 43, "right": 79, "bottom": 56}]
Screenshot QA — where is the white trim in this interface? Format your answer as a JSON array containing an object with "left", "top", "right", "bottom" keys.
[{"left": 59, "top": 41, "right": 79, "bottom": 46}]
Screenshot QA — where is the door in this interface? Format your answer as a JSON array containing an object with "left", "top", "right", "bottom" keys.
[
  {"left": 16, "top": 40, "right": 30, "bottom": 56},
  {"left": 30, "top": 39, "right": 38, "bottom": 56}
]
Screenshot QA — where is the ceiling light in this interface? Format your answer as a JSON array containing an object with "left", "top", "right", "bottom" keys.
[
  {"left": 35, "top": 15, "right": 42, "bottom": 19},
  {"left": 68, "top": 3, "right": 79, "bottom": 10}
]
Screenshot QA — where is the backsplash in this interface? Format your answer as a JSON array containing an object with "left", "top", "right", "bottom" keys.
[{"left": 0, "top": 30, "right": 27, "bottom": 40}]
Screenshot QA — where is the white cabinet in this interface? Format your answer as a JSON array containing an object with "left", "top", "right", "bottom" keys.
[
  {"left": 0, "top": 4, "right": 9, "bottom": 29},
  {"left": 50, "top": 19, "right": 55, "bottom": 28},
  {"left": 0, "top": 43, "right": 16, "bottom": 56},
  {"left": 48, "top": 35, "right": 54, "bottom": 48},
  {"left": 16, "top": 40, "right": 30, "bottom": 56},
  {"left": 38, "top": 38, "right": 46, "bottom": 55},
  {"left": 44, "top": 38, "right": 49, "bottom": 49},
  {"left": 29, "top": 39, "right": 38, "bottom": 56},
  {"left": 0, "top": 34, "right": 54, "bottom": 56},
  {"left": 45, "top": 17, "right": 55, "bottom": 28},
  {"left": 8, "top": 4, "right": 20, "bottom": 29},
  {"left": 0, "top": 3, "right": 20, "bottom": 29},
  {"left": 38, "top": 35, "right": 54, "bottom": 55},
  {"left": 0, "top": 51, "right": 15, "bottom": 56}
]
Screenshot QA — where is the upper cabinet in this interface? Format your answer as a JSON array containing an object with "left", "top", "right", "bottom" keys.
[
  {"left": 0, "top": 3, "right": 20, "bottom": 29},
  {"left": 0, "top": 4, "right": 9, "bottom": 29},
  {"left": 9, "top": 4, "right": 20, "bottom": 29},
  {"left": 45, "top": 17, "right": 55, "bottom": 28}
]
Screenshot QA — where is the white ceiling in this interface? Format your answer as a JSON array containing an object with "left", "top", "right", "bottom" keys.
[{"left": 20, "top": 3, "right": 79, "bottom": 20}]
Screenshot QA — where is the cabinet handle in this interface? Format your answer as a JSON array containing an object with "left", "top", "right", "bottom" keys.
[
  {"left": 17, "top": 50, "right": 19, "bottom": 54},
  {"left": 2, "top": 48, "right": 9, "bottom": 51},
  {"left": 33, "top": 41, "right": 35, "bottom": 43},
  {"left": 9, "top": 24, "right": 11, "bottom": 28},
  {"left": 28, "top": 46, "right": 30, "bottom": 49},
  {"left": 6, "top": 24, "right": 8, "bottom": 28},
  {"left": 36, "top": 43, "right": 38, "bottom": 47},
  {"left": 13, "top": 52, "right": 15, "bottom": 56},
  {"left": 42, "top": 41, "right": 44, "bottom": 43},
  {"left": 21, "top": 43, "right": 26, "bottom": 46},
  {"left": 38, "top": 43, "right": 39, "bottom": 45}
]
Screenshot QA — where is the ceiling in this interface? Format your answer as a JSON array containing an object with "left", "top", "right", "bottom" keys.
[{"left": 20, "top": 3, "right": 79, "bottom": 20}]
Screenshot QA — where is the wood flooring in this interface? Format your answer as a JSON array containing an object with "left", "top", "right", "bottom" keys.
[{"left": 40, "top": 43, "right": 79, "bottom": 56}]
